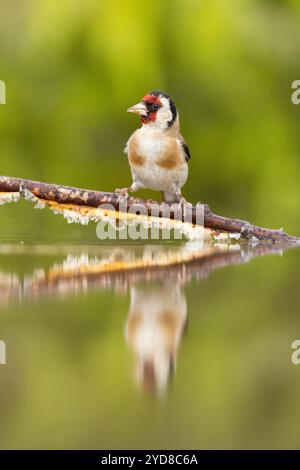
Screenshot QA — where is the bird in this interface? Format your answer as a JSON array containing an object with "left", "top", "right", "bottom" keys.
[
  {"left": 115, "top": 90, "right": 191, "bottom": 205},
  {"left": 125, "top": 283, "right": 187, "bottom": 393}
]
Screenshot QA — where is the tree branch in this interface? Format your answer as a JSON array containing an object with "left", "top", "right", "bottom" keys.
[{"left": 0, "top": 175, "right": 299, "bottom": 244}]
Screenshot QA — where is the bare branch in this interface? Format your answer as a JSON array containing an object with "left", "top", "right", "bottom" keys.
[{"left": 0, "top": 175, "right": 299, "bottom": 244}]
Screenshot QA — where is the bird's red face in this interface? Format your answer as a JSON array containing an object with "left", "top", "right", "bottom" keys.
[
  {"left": 127, "top": 94, "right": 162, "bottom": 124},
  {"left": 141, "top": 94, "right": 162, "bottom": 124},
  {"left": 127, "top": 90, "right": 177, "bottom": 130}
]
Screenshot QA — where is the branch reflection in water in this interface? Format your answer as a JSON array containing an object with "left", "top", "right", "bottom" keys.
[{"left": 0, "top": 241, "right": 290, "bottom": 394}]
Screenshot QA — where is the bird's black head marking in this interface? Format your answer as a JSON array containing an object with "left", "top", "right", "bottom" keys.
[{"left": 149, "top": 90, "right": 177, "bottom": 128}]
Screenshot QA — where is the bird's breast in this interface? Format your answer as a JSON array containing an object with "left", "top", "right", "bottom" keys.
[
  {"left": 128, "top": 130, "right": 183, "bottom": 170},
  {"left": 126, "top": 129, "right": 188, "bottom": 192}
]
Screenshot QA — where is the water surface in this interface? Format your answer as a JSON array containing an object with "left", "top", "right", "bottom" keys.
[{"left": 0, "top": 239, "right": 300, "bottom": 449}]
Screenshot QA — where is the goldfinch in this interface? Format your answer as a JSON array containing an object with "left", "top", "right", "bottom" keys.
[{"left": 116, "top": 90, "right": 191, "bottom": 204}]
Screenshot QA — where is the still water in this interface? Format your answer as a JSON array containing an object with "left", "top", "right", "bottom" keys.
[{"left": 0, "top": 238, "right": 300, "bottom": 449}]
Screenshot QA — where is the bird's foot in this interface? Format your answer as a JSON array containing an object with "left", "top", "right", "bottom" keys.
[
  {"left": 177, "top": 197, "right": 195, "bottom": 220},
  {"left": 178, "top": 196, "right": 188, "bottom": 210},
  {"left": 114, "top": 188, "right": 129, "bottom": 204}
]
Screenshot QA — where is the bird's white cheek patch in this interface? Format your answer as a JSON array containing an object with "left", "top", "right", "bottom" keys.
[{"left": 156, "top": 107, "right": 172, "bottom": 129}]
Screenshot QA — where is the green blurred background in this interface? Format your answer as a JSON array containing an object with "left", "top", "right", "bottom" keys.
[
  {"left": 1, "top": 0, "right": 300, "bottom": 236},
  {"left": 1, "top": 0, "right": 300, "bottom": 450}
]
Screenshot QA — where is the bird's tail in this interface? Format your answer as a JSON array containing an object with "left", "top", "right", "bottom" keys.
[{"left": 163, "top": 191, "right": 179, "bottom": 203}]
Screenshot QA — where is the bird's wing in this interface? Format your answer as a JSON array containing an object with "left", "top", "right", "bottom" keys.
[
  {"left": 178, "top": 135, "right": 191, "bottom": 162},
  {"left": 124, "top": 139, "right": 130, "bottom": 155}
]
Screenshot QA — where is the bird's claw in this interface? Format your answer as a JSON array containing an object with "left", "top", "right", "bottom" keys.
[
  {"left": 177, "top": 197, "right": 195, "bottom": 219},
  {"left": 178, "top": 197, "right": 188, "bottom": 211},
  {"left": 114, "top": 188, "right": 129, "bottom": 204}
]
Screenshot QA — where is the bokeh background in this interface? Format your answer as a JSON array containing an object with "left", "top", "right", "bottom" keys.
[
  {"left": 1, "top": 0, "right": 300, "bottom": 236},
  {"left": 1, "top": 0, "right": 300, "bottom": 451}
]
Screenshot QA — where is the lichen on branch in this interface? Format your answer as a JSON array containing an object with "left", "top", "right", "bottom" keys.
[{"left": 0, "top": 175, "right": 299, "bottom": 245}]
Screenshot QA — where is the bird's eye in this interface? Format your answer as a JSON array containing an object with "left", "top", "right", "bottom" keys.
[{"left": 152, "top": 104, "right": 160, "bottom": 110}]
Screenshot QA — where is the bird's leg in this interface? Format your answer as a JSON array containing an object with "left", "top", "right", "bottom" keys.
[
  {"left": 114, "top": 187, "right": 130, "bottom": 198},
  {"left": 114, "top": 180, "right": 143, "bottom": 202},
  {"left": 172, "top": 182, "right": 187, "bottom": 209}
]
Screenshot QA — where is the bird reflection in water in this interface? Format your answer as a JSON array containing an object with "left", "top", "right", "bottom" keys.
[
  {"left": 0, "top": 241, "right": 289, "bottom": 394},
  {"left": 126, "top": 283, "right": 187, "bottom": 393}
]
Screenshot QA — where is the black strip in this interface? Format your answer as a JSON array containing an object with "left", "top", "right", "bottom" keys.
[
  {"left": 181, "top": 141, "right": 191, "bottom": 161},
  {"left": 0, "top": 450, "right": 299, "bottom": 466},
  {"left": 168, "top": 97, "right": 177, "bottom": 127},
  {"left": 149, "top": 90, "right": 177, "bottom": 127}
]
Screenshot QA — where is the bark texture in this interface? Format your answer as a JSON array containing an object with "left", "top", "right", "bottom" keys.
[{"left": 0, "top": 175, "right": 299, "bottom": 244}]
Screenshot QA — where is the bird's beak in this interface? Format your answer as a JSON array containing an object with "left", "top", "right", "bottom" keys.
[{"left": 127, "top": 102, "right": 147, "bottom": 116}]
